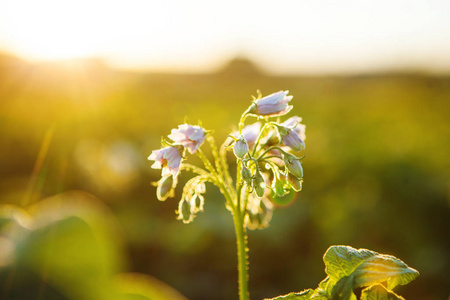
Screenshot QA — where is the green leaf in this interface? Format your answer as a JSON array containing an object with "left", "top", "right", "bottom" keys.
[
  {"left": 353, "top": 254, "right": 419, "bottom": 290},
  {"left": 2, "top": 192, "right": 188, "bottom": 300},
  {"left": 330, "top": 275, "right": 357, "bottom": 300},
  {"left": 361, "top": 284, "right": 405, "bottom": 300},
  {"left": 311, "top": 276, "right": 334, "bottom": 299},
  {"left": 323, "top": 246, "right": 419, "bottom": 300},
  {"left": 115, "top": 273, "right": 188, "bottom": 300},
  {"left": 324, "top": 246, "right": 378, "bottom": 281},
  {"left": 264, "top": 289, "right": 314, "bottom": 300}
]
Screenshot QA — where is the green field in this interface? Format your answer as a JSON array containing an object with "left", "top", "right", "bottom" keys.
[{"left": 0, "top": 55, "right": 449, "bottom": 300}]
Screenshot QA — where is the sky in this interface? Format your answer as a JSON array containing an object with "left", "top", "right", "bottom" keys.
[{"left": 0, "top": 0, "right": 450, "bottom": 74}]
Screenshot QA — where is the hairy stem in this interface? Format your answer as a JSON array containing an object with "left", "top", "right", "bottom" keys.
[{"left": 232, "top": 206, "right": 250, "bottom": 300}]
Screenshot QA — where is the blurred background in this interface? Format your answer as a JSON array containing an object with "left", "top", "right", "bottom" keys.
[{"left": 0, "top": 1, "right": 449, "bottom": 299}]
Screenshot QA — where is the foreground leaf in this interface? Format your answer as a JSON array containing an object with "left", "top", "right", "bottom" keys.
[
  {"left": 353, "top": 254, "right": 419, "bottom": 290},
  {"left": 323, "top": 246, "right": 378, "bottom": 281},
  {"left": 264, "top": 289, "right": 314, "bottom": 300},
  {"left": 361, "top": 284, "right": 405, "bottom": 300},
  {"left": 267, "top": 245, "right": 418, "bottom": 300},
  {"left": 311, "top": 277, "right": 334, "bottom": 299},
  {"left": 324, "top": 246, "right": 418, "bottom": 300}
]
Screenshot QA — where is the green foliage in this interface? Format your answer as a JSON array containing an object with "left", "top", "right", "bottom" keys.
[
  {"left": 0, "top": 192, "right": 187, "bottom": 300},
  {"left": 267, "top": 289, "right": 314, "bottom": 300},
  {"left": 265, "top": 246, "right": 418, "bottom": 300},
  {"left": 360, "top": 284, "right": 405, "bottom": 300},
  {"left": 0, "top": 57, "right": 447, "bottom": 299}
]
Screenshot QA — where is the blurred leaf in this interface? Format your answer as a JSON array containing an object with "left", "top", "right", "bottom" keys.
[
  {"left": 6, "top": 192, "right": 124, "bottom": 299},
  {"left": 0, "top": 191, "right": 186, "bottom": 300},
  {"left": 115, "top": 273, "right": 188, "bottom": 300},
  {"left": 360, "top": 284, "right": 405, "bottom": 300}
]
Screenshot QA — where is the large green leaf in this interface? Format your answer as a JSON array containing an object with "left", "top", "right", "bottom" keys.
[
  {"left": 311, "top": 276, "right": 334, "bottom": 299},
  {"left": 361, "top": 284, "right": 405, "bottom": 300},
  {"left": 323, "top": 246, "right": 378, "bottom": 281},
  {"left": 323, "top": 246, "right": 418, "bottom": 300},
  {"left": 353, "top": 254, "right": 419, "bottom": 290},
  {"left": 264, "top": 289, "right": 314, "bottom": 300}
]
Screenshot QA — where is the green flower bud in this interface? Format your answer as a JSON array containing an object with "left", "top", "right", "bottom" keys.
[
  {"left": 241, "top": 164, "right": 253, "bottom": 185},
  {"left": 156, "top": 174, "right": 176, "bottom": 201},
  {"left": 252, "top": 171, "right": 266, "bottom": 198},
  {"left": 233, "top": 135, "right": 249, "bottom": 158},
  {"left": 191, "top": 193, "right": 205, "bottom": 213},
  {"left": 284, "top": 153, "right": 303, "bottom": 179},
  {"left": 177, "top": 199, "right": 195, "bottom": 224},
  {"left": 288, "top": 173, "right": 303, "bottom": 192}
]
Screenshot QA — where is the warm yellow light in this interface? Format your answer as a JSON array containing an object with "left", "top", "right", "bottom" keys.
[
  {"left": 1, "top": 0, "right": 450, "bottom": 73},
  {"left": 1, "top": 0, "right": 153, "bottom": 61}
]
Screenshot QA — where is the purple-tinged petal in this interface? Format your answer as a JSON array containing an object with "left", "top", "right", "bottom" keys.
[
  {"left": 168, "top": 124, "right": 206, "bottom": 154},
  {"left": 148, "top": 146, "right": 182, "bottom": 177},
  {"left": 251, "top": 91, "right": 293, "bottom": 117}
]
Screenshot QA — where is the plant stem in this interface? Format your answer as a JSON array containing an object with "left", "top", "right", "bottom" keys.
[{"left": 232, "top": 207, "right": 250, "bottom": 300}]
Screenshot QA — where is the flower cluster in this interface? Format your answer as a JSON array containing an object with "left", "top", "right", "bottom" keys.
[
  {"left": 148, "top": 90, "right": 305, "bottom": 229},
  {"left": 148, "top": 124, "right": 205, "bottom": 198}
]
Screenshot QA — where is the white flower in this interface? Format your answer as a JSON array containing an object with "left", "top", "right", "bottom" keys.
[
  {"left": 168, "top": 124, "right": 206, "bottom": 154},
  {"left": 148, "top": 146, "right": 182, "bottom": 177},
  {"left": 282, "top": 116, "right": 306, "bottom": 142},
  {"left": 251, "top": 91, "right": 293, "bottom": 117}
]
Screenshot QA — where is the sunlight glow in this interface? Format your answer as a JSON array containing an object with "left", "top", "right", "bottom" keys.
[
  {"left": 1, "top": 0, "right": 450, "bottom": 73},
  {"left": 1, "top": 0, "right": 113, "bottom": 60}
]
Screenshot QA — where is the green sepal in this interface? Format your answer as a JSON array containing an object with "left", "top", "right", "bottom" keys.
[{"left": 161, "top": 136, "right": 173, "bottom": 147}]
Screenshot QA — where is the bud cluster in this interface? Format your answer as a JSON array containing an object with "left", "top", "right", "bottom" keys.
[
  {"left": 148, "top": 90, "right": 305, "bottom": 229},
  {"left": 228, "top": 90, "right": 305, "bottom": 230}
]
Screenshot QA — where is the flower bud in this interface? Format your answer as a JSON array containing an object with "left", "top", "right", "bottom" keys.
[
  {"left": 252, "top": 171, "right": 266, "bottom": 198},
  {"left": 281, "top": 129, "right": 305, "bottom": 152},
  {"left": 156, "top": 174, "right": 176, "bottom": 201},
  {"left": 241, "top": 164, "right": 253, "bottom": 185},
  {"left": 233, "top": 135, "right": 249, "bottom": 158},
  {"left": 177, "top": 199, "right": 195, "bottom": 224},
  {"left": 191, "top": 193, "right": 205, "bottom": 213},
  {"left": 284, "top": 154, "right": 303, "bottom": 179},
  {"left": 288, "top": 173, "right": 303, "bottom": 192},
  {"left": 248, "top": 91, "right": 293, "bottom": 117}
]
